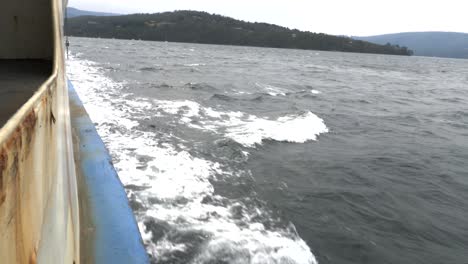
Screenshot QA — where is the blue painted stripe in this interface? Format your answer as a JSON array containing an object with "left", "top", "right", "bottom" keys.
[{"left": 69, "top": 81, "right": 149, "bottom": 264}]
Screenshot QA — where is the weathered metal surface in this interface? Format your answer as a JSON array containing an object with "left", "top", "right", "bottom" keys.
[
  {"left": 0, "top": 0, "right": 54, "bottom": 59},
  {"left": 0, "top": 0, "right": 80, "bottom": 263},
  {"left": 69, "top": 81, "right": 149, "bottom": 264}
]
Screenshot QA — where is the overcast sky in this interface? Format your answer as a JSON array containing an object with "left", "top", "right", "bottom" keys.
[{"left": 68, "top": 0, "right": 468, "bottom": 36}]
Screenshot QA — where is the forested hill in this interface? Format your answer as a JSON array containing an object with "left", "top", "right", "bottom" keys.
[{"left": 67, "top": 10, "right": 413, "bottom": 55}]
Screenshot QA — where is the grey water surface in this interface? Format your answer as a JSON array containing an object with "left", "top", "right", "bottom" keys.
[{"left": 68, "top": 37, "right": 468, "bottom": 264}]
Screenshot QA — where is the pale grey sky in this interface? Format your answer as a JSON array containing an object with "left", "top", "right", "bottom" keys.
[{"left": 68, "top": 0, "right": 468, "bottom": 36}]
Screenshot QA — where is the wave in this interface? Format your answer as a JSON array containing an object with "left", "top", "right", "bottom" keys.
[
  {"left": 210, "top": 93, "right": 238, "bottom": 102},
  {"left": 185, "top": 82, "right": 218, "bottom": 92},
  {"left": 152, "top": 99, "right": 329, "bottom": 147},
  {"left": 139, "top": 66, "right": 163, "bottom": 72},
  {"left": 255, "top": 82, "right": 290, "bottom": 96},
  {"left": 212, "top": 93, "right": 270, "bottom": 102},
  {"left": 183, "top": 63, "right": 206, "bottom": 67},
  {"left": 250, "top": 95, "right": 265, "bottom": 101},
  {"left": 67, "top": 54, "right": 317, "bottom": 264}
]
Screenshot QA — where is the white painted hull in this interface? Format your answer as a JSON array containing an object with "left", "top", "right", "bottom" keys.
[{"left": 0, "top": 0, "right": 80, "bottom": 263}]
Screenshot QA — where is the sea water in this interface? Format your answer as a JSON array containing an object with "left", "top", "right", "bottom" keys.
[{"left": 67, "top": 37, "right": 468, "bottom": 264}]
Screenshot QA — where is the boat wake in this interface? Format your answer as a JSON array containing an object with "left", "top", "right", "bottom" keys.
[
  {"left": 151, "top": 99, "right": 328, "bottom": 147},
  {"left": 67, "top": 54, "right": 319, "bottom": 264}
]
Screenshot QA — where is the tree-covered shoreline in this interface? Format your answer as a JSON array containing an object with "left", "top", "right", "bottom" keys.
[{"left": 68, "top": 10, "right": 413, "bottom": 56}]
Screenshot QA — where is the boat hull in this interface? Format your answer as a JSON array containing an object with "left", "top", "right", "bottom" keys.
[{"left": 0, "top": 1, "right": 147, "bottom": 263}]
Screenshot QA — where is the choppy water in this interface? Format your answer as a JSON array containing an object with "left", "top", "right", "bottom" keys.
[{"left": 67, "top": 37, "right": 468, "bottom": 264}]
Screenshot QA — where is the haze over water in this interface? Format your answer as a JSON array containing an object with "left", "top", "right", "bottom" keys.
[{"left": 67, "top": 37, "right": 468, "bottom": 264}]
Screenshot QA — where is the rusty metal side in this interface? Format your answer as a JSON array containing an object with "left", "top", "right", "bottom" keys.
[
  {"left": 0, "top": 79, "right": 55, "bottom": 263},
  {"left": 0, "top": 0, "right": 80, "bottom": 263}
]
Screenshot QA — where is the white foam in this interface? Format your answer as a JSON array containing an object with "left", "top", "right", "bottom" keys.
[
  {"left": 194, "top": 232, "right": 315, "bottom": 264},
  {"left": 224, "top": 112, "right": 328, "bottom": 147},
  {"left": 67, "top": 55, "right": 219, "bottom": 200},
  {"left": 67, "top": 54, "right": 318, "bottom": 264},
  {"left": 154, "top": 99, "right": 201, "bottom": 117},
  {"left": 311, "top": 89, "right": 322, "bottom": 95},
  {"left": 255, "top": 82, "right": 289, "bottom": 96},
  {"left": 184, "top": 63, "right": 205, "bottom": 67},
  {"left": 153, "top": 99, "right": 328, "bottom": 147},
  {"left": 232, "top": 90, "right": 249, "bottom": 95}
]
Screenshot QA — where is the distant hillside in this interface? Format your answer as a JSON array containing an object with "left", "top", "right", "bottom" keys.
[
  {"left": 67, "top": 7, "right": 120, "bottom": 18},
  {"left": 355, "top": 32, "right": 468, "bottom": 59},
  {"left": 67, "top": 10, "right": 412, "bottom": 56}
]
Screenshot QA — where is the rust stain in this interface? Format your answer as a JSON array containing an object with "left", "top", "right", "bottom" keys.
[
  {"left": 50, "top": 111, "right": 56, "bottom": 124},
  {"left": 16, "top": 127, "right": 23, "bottom": 151},
  {"left": 0, "top": 99, "right": 42, "bottom": 260},
  {"left": 23, "top": 110, "right": 37, "bottom": 132},
  {"left": 0, "top": 149, "right": 5, "bottom": 170},
  {"left": 10, "top": 153, "right": 19, "bottom": 179},
  {"left": 0, "top": 150, "right": 6, "bottom": 191},
  {"left": 4, "top": 109, "right": 36, "bottom": 154},
  {"left": 22, "top": 110, "right": 37, "bottom": 154},
  {"left": 0, "top": 109, "right": 40, "bottom": 260},
  {"left": 0, "top": 148, "right": 7, "bottom": 207},
  {"left": 29, "top": 247, "right": 37, "bottom": 264},
  {"left": 0, "top": 193, "right": 5, "bottom": 206},
  {"left": 0, "top": 109, "right": 37, "bottom": 193}
]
